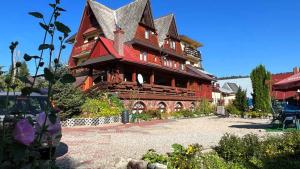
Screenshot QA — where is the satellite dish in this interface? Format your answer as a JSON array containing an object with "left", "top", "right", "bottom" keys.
[{"left": 137, "top": 74, "right": 144, "bottom": 85}]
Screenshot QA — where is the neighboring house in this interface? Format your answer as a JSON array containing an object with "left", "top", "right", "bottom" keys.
[
  {"left": 272, "top": 67, "right": 299, "bottom": 102},
  {"left": 213, "top": 77, "right": 253, "bottom": 106},
  {"left": 67, "top": 0, "right": 214, "bottom": 113},
  {"left": 218, "top": 77, "right": 253, "bottom": 98}
]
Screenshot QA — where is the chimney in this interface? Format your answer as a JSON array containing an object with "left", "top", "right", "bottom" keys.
[
  {"left": 293, "top": 67, "right": 299, "bottom": 74},
  {"left": 114, "top": 26, "right": 125, "bottom": 56}
]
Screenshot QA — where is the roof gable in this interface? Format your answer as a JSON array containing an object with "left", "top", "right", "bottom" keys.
[
  {"left": 168, "top": 17, "right": 179, "bottom": 39},
  {"left": 88, "top": 0, "right": 115, "bottom": 40},
  {"left": 139, "top": 0, "right": 155, "bottom": 30},
  {"left": 154, "top": 14, "right": 175, "bottom": 46},
  {"left": 115, "top": 0, "right": 149, "bottom": 42}
]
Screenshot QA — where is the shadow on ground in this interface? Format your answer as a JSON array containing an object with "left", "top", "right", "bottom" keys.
[{"left": 229, "top": 123, "right": 271, "bottom": 129}]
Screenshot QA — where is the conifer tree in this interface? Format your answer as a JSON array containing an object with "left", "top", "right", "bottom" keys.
[{"left": 250, "top": 65, "right": 271, "bottom": 114}]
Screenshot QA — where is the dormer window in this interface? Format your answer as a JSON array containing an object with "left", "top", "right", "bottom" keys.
[
  {"left": 170, "top": 40, "right": 176, "bottom": 50},
  {"left": 145, "top": 29, "right": 150, "bottom": 39}
]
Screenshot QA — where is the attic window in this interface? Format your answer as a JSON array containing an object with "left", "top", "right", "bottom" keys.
[
  {"left": 145, "top": 29, "right": 150, "bottom": 39},
  {"left": 170, "top": 40, "right": 176, "bottom": 50}
]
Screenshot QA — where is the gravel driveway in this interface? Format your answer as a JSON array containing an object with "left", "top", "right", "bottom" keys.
[{"left": 56, "top": 117, "right": 271, "bottom": 169}]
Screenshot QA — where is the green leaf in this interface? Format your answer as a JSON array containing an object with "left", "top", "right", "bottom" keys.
[
  {"left": 23, "top": 54, "right": 32, "bottom": 61},
  {"left": 39, "top": 22, "right": 49, "bottom": 31},
  {"left": 44, "top": 68, "right": 55, "bottom": 83},
  {"left": 56, "top": 7, "right": 66, "bottom": 12},
  {"left": 54, "top": 21, "right": 71, "bottom": 34},
  {"left": 38, "top": 44, "right": 51, "bottom": 51},
  {"left": 21, "top": 87, "right": 32, "bottom": 96},
  {"left": 29, "top": 12, "right": 44, "bottom": 19},
  {"left": 49, "top": 3, "right": 56, "bottom": 8},
  {"left": 60, "top": 74, "right": 76, "bottom": 84}
]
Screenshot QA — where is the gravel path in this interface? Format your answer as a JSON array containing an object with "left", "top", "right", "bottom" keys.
[{"left": 56, "top": 117, "right": 271, "bottom": 169}]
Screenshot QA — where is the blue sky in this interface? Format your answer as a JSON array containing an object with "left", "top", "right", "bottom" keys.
[{"left": 0, "top": 0, "right": 299, "bottom": 77}]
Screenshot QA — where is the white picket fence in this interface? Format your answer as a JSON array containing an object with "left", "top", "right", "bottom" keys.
[{"left": 61, "top": 116, "right": 121, "bottom": 127}]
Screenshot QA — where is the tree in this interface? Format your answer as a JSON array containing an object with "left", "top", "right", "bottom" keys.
[
  {"left": 233, "top": 87, "right": 248, "bottom": 117},
  {"left": 52, "top": 82, "right": 85, "bottom": 120},
  {"left": 0, "top": 66, "right": 5, "bottom": 91},
  {"left": 250, "top": 65, "right": 271, "bottom": 114},
  {"left": 17, "top": 61, "right": 30, "bottom": 77}
]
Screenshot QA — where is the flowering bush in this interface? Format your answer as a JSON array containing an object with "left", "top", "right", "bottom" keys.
[{"left": 0, "top": 0, "right": 73, "bottom": 168}]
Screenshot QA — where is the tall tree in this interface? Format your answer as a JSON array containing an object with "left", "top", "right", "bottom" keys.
[
  {"left": 234, "top": 87, "right": 248, "bottom": 117},
  {"left": 250, "top": 65, "right": 271, "bottom": 113},
  {"left": 0, "top": 66, "right": 5, "bottom": 91}
]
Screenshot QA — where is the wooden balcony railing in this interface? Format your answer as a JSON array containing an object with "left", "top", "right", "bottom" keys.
[
  {"left": 88, "top": 81, "right": 198, "bottom": 101},
  {"left": 72, "top": 41, "right": 96, "bottom": 57},
  {"left": 184, "top": 47, "right": 201, "bottom": 58}
]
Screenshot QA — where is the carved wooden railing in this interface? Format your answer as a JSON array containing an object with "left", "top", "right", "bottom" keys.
[
  {"left": 88, "top": 81, "right": 198, "bottom": 101},
  {"left": 72, "top": 41, "right": 96, "bottom": 57}
]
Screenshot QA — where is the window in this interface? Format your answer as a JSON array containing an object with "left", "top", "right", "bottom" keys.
[
  {"left": 132, "top": 102, "right": 146, "bottom": 114},
  {"left": 145, "top": 29, "right": 150, "bottom": 39},
  {"left": 170, "top": 40, "right": 176, "bottom": 50},
  {"left": 140, "top": 51, "right": 148, "bottom": 61},
  {"left": 181, "top": 64, "right": 185, "bottom": 70},
  {"left": 158, "top": 102, "right": 167, "bottom": 113},
  {"left": 175, "top": 102, "right": 183, "bottom": 112}
]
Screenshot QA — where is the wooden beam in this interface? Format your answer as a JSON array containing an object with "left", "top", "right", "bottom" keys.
[
  {"left": 171, "top": 78, "right": 176, "bottom": 87},
  {"left": 132, "top": 69, "right": 137, "bottom": 82},
  {"left": 150, "top": 71, "right": 155, "bottom": 85}
]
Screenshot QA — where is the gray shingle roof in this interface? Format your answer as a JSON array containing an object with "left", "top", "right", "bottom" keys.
[
  {"left": 88, "top": 0, "right": 116, "bottom": 40},
  {"left": 154, "top": 14, "right": 174, "bottom": 46},
  {"left": 88, "top": 0, "right": 148, "bottom": 42}
]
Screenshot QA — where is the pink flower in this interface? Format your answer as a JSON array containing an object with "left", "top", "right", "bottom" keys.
[{"left": 13, "top": 119, "right": 35, "bottom": 146}]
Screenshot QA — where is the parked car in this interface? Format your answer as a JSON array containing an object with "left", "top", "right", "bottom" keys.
[{"left": 0, "top": 92, "right": 62, "bottom": 159}]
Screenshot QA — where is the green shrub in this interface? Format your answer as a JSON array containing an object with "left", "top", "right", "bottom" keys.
[
  {"left": 167, "top": 144, "right": 203, "bottom": 169},
  {"left": 201, "top": 152, "right": 229, "bottom": 169},
  {"left": 195, "top": 99, "right": 215, "bottom": 116},
  {"left": 144, "top": 110, "right": 162, "bottom": 119},
  {"left": 142, "top": 149, "right": 168, "bottom": 165},
  {"left": 81, "top": 95, "right": 123, "bottom": 118},
  {"left": 131, "top": 113, "right": 152, "bottom": 122},
  {"left": 171, "top": 109, "right": 195, "bottom": 118},
  {"left": 225, "top": 103, "right": 241, "bottom": 116},
  {"left": 215, "top": 133, "right": 245, "bottom": 162}
]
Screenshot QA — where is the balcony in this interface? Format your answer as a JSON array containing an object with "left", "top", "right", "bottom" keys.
[
  {"left": 184, "top": 47, "right": 201, "bottom": 58},
  {"left": 88, "top": 81, "right": 198, "bottom": 101},
  {"left": 72, "top": 41, "right": 96, "bottom": 58}
]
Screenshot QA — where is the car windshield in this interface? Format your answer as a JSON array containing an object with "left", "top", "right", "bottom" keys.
[{"left": 0, "top": 96, "right": 49, "bottom": 115}]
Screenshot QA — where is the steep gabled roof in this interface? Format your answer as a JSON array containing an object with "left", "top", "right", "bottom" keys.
[
  {"left": 87, "top": 0, "right": 149, "bottom": 42},
  {"left": 88, "top": 0, "right": 116, "bottom": 40},
  {"left": 154, "top": 14, "right": 174, "bottom": 46},
  {"left": 115, "top": 0, "right": 149, "bottom": 42}
]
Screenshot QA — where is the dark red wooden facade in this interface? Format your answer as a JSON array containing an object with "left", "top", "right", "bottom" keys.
[{"left": 67, "top": 0, "right": 213, "bottom": 112}]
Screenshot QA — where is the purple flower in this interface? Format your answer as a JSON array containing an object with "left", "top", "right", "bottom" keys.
[
  {"left": 13, "top": 119, "right": 35, "bottom": 146},
  {"left": 37, "top": 112, "right": 61, "bottom": 135},
  {"left": 37, "top": 112, "right": 47, "bottom": 126}
]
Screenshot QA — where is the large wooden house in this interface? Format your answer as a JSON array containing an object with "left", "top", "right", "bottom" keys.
[{"left": 68, "top": 0, "right": 214, "bottom": 113}]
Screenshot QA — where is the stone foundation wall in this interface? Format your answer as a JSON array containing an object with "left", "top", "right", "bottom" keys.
[{"left": 123, "top": 99, "right": 195, "bottom": 113}]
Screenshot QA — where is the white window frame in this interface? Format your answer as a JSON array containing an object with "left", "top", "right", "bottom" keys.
[
  {"left": 145, "top": 29, "right": 150, "bottom": 39},
  {"left": 171, "top": 40, "right": 176, "bottom": 50},
  {"left": 140, "top": 51, "right": 147, "bottom": 61}
]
